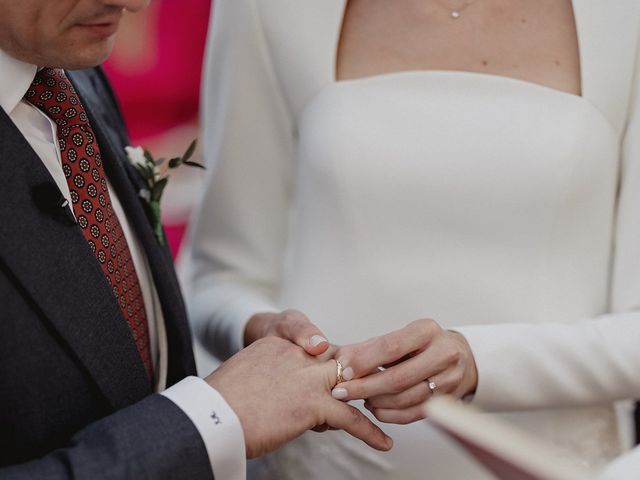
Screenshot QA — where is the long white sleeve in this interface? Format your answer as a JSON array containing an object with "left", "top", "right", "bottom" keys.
[
  {"left": 189, "top": 0, "right": 294, "bottom": 360},
  {"left": 600, "top": 446, "right": 640, "bottom": 480},
  {"left": 456, "top": 51, "right": 640, "bottom": 411}
]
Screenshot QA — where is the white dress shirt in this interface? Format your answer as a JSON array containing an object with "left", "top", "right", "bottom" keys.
[{"left": 0, "top": 48, "right": 245, "bottom": 479}]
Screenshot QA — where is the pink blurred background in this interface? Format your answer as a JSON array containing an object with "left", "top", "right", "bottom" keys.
[{"left": 104, "top": 0, "right": 212, "bottom": 258}]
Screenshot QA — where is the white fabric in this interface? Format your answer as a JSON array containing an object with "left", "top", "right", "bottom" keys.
[
  {"left": 600, "top": 446, "right": 640, "bottom": 480},
  {"left": 0, "top": 49, "right": 245, "bottom": 480},
  {"left": 192, "top": 1, "right": 640, "bottom": 479}
]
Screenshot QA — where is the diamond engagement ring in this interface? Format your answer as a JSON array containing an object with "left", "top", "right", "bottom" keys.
[
  {"left": 427, "top": 380, "right": 437, "bottom": 395},
  {"left": 335, "top": 359, "right": 344, "bottom": 385}
]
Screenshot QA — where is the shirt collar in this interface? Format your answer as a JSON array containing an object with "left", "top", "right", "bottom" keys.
[{"left": 0, "top": 49, "right": 38, "bottom": 115}]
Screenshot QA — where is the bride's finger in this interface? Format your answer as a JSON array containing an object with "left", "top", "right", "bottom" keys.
[
  {"left": 364, "top": 381, "right": 430, "bottom": 409},
  {"left": 332, "top": 342, "right": 452, "bottom": 401},
  {"left": 365, "top": 402, "right": 427, "bottom": 425},
  {"left": 336, "top": 319, "right": 441, "bottom": 382},
  {"left": 424, "top": 367, "right": 464, "bottom": 397}
]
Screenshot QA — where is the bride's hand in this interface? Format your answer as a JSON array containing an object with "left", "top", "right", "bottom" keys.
[
  {"left": 243, "top": 309, "right": 331, "bottom": 356},
  {"left": 331, "top": 319, "right": 478, "bottom": 424}
]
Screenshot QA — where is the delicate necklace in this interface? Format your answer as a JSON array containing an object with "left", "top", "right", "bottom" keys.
[{"left": 434, "top": 0, "right": 479, "bottom": 19}]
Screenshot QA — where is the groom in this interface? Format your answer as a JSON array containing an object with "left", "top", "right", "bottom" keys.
[{"left": 0, "top": 0, "right": 390, "bottom": 478}]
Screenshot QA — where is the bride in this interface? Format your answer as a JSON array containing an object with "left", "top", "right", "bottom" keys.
[{"left": 189, "top": 0, "right": 640, "bottom": 478}]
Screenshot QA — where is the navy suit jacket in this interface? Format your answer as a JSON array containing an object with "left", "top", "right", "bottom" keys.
[{"left": 0, "top": 68, "right": 213, "bottom": 479}]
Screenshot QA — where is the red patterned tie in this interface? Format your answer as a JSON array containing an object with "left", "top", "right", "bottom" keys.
[{"left": 26, "top": 68, "right": 153, "bottom": 380}]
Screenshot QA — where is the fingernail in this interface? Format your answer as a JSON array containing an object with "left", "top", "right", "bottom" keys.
[
  {"left": 385, "top": 436, "right": 394, "bottom": 449},
  {"left": 342, "top": 367, "right": 354, "bottom": 381},
  {"left": 309, "top": 335, "right": 327, "bottom": 347},
  {"left": 331, "top": 387, "right": 348, "bottom": 400}
]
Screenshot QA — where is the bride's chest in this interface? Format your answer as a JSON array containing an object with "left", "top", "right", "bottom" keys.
[
  {"left": 255, "top": 0, "right": 638, "bottom": 132},
  {"left": 294, "top": 75, "right": 618, "bottom": 230}
]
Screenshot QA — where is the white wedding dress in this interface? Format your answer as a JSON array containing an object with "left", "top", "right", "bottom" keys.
[{"left": 189, "top": 1, "right": 640, "bottom": 478}]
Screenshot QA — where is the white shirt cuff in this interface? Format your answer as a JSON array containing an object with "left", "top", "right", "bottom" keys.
[{"left": 162, "top": 376, "right": 246, "bottom": 480}]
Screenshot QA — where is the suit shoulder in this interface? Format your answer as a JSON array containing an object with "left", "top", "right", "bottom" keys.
[{"left": 69, "top": 66, "right": 131, "bottom": 146}]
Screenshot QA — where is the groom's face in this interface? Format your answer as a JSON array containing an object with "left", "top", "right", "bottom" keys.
[{"left": 0, "top": 0, "right": 149, "bottom": 69}]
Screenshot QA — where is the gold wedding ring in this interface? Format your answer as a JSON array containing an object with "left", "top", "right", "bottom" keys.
[{"left": 335, "top": 359, "right": 344, "bottom": 385}]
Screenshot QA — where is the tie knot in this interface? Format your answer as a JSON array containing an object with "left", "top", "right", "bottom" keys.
[{"left": 25, "top": 68, "right": 88, "bottom": 127}]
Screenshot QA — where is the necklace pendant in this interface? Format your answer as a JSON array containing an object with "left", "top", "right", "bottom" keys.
[{"left": 450, "top": 10, "right": 461, "bottom": 19}]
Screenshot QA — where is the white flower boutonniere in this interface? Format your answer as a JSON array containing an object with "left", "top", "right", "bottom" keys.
[{"left": 125, "top": 140, "right": 204, "bottom": 245}]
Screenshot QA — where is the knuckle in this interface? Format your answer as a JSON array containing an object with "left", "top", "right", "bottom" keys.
[
  {"left": 410, "top": 408, "right": 427, "bottom": 423},
  {"left": 395, "top": 393, "right": 413, "bottom": 409},
  {"left": 408, "top": 387, "right": 427, "bottom": 406},
  {"left": 447, "top": 349, "right": 462, "bottom": 365},
  {"left": 438, "top": 376, "right": 456, "bottom": 393},
  {"left": 281, "top": 309, "right": 303, "bottom": 325},
  {"left": 409, "top": 318, "right": 429, "bottom": 330},
  {"left": 398, "top": 386, "right": 426, "bottom": 408},
  {"left": 388, "top": 370, "right": 410, "bottom": 393},
  {"left": 379, "top": 336, "right": 403, "bottom": 359},
  {"left": 360, "top": 337, "right": 377, "bottom": 355},
  {"left": 424, "top": 318, "right": 441, "bottom": 336},
  {"left": 273, "top": 314, "right": 291, "bottom": 337},
  {"left": 278, "top": 309, "right": 315, "bottom": 342},
  {"left": 411, "top": 318, "right": 438, "bottom": 343}
]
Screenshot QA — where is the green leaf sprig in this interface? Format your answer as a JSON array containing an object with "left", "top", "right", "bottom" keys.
[{"left": 132, "top": 139, "right": 204, "bottom": 245}]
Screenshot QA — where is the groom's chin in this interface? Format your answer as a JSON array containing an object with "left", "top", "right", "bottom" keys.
[{"left": 49, "top": 31, "right": 117, "bottom": 70}]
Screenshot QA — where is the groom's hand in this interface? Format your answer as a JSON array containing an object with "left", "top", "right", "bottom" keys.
[{"left": 205, "top": 337, "right": 393, "bottom": 459}]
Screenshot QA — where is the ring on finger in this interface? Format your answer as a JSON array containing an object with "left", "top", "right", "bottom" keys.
[
  {"left": 335, "top": 359, "right": 344, "bottom": 385},
  {"left": 427, "top": 379, "right": 437, "bottom": 395}
]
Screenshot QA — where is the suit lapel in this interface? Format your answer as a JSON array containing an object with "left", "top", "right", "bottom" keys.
[
  {"left": 69, "top": 69, "right": 196, "bottom": 385},
  {"left": 0, "top": 109, "right": 151, "bottom": 410}
]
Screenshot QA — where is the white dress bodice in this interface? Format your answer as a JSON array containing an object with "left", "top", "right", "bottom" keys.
[
  {"left": 284, "top": 72, "right": 617, "bottom": 341},
  {"left": 258, "top": 73, "right": 621, "bottom": 480}
]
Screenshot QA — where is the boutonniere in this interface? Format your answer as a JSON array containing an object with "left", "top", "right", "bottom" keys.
[{"left": 125, "top": 140, "right": 204, "bottom": 245}]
